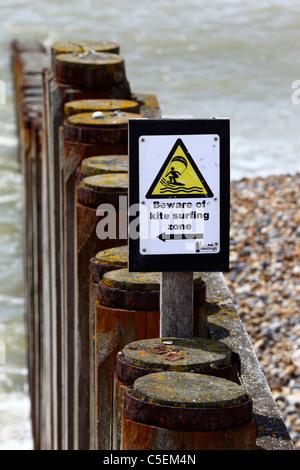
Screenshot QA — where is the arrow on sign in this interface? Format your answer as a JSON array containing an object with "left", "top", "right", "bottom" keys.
[{"left": 157, "top": 232, "right": 204, "bottom": 242}]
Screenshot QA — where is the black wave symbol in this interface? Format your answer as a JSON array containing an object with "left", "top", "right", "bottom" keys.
[{"left": 160, "top": 186, "right": 205, "bottom": 193}]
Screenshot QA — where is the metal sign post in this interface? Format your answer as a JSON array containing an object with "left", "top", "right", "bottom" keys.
[{"left": 128, "top": 118, "right": 230, "bottom": 337}]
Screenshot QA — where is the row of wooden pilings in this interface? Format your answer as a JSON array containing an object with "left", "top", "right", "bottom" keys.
[{"left": 11, "top": 39, "right": 256, "bottom": 451}]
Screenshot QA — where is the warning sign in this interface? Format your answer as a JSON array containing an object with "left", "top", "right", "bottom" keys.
[
  {"left": 128, "top": 118, "right": 230, "bottom": 273},
  {"left": 137, "top": 133, "right": 220, "bottom": 258},
  {"left": 145, "top": 138, "right": 214, "bottom": 199}
]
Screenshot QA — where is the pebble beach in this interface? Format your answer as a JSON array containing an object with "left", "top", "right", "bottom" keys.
[{"left": 223, "top": 172, "right": 300, "bottom": 449}]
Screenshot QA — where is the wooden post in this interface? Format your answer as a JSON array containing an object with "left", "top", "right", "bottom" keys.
[
  {"left": 160, "top": 272, "right": 194, "bottom": 338},
  {"left": 122, "top": 371, "right": 256, "bottom": 451},
  {"left": 96, "top": 269, "right": 161, "bottom": 450},
  {"left": 89, "top": 245, "right": 128, "bottom": 448},
  {"left": 64, "top": 98, "right": 140, "bottom": 118},
  {"left": 75, "top": 174, "right": 128, "bottom": 449},
  {"left": 50, "top": 40, "right": 120, "bottom": 70}
]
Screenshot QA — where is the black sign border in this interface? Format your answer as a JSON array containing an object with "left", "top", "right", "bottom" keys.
[{"left": 128, "top": 118, "right": 230, "bottom": 273}]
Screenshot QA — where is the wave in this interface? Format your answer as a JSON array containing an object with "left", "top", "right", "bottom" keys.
[
  {"left": 0, "top": 135, "right": 18, "bottom": 147},
  {"left": 0, "top": 294, "right": 24, "bottom": 306},
  {"left": 0, "top": 193, "right": 19, "bottom": 204},
  {"left": 160, "top": 186, "right": 207, "bottom": 193}
]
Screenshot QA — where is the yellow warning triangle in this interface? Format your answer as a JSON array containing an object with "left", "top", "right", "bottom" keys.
[{"left": 146, "top": 138, "right": 213, "bottom": 199}]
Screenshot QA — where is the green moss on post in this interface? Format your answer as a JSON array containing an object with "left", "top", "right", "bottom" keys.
[
  {"left": 81, "top": 155, "right": 128, "bottom": 176},
  {"left": 95, "top": 246, "right": 128, "bottom": 267},
  {"left": 132, "top": 371, "right": 247, "bottom": 408},
  {"left": 64, "top": 99, "right": 140, "bottom": 117}
]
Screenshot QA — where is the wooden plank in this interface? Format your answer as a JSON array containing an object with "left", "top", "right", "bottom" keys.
[
  {"left": 160, "top": 272, "right": 194, "bottom": 338},
  {"left": 10, "top": 41, "right": 49, "bottom": 449}
]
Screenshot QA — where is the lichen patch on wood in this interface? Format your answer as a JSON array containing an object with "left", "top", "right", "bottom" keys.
[
  {"left": 132, "top": 371, "right": 247, "bottom": 408},
  {"left": 101, "top": 269, "right": 161, "bottom": 291},
  {"left": 95, "top": 245, "right": 128, "bottom": 267},
  {"left": 80, "top": 173, "right": 128, "bottom": 191},
  {"left": 64, "top": 99, "right": 140, "bottom": 117},
  {"left": 81, "top": 155, "right": 128, "bottom": 175},
  {"left": 122, "top": 337, "right": 232, "bottom": 371},
  {"left": 66, "top": 111, "right": 141, "bottom": 128}
]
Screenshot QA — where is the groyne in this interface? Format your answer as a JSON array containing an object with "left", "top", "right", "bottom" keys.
[{"left": 11, "top": 38, "right": 295, "bottom": 451}]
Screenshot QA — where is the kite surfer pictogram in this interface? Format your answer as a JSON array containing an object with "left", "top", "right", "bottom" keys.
[
  {"left": 146, "top": 138, "right": 214, "bottom": 199},
  {"left": 163, "top": 155, "right": 187, "bottom": 187},
  {"left": 166, "top": 166, "right": 182, "bottom": 184}
]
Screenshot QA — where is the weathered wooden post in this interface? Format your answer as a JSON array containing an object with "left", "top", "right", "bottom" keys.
[
  {"left": 76, "top": 153, "right": 129, "bottom": 451},
  {"left": 96, "top": 269, "right": 206, "bottom": 450},
  {"left": 74, "top": 173, "right": 128, "bottom": 449},
  {"left": 20, "top": 103, "right": 43, "bottom": 450},
  {"left": 160, "top": 272, "right": 194, "bottom": 337},
  {"left": 89, "top": 245, "right": 129, "bottom": 448},
  {"left": 75, "top": 153, "right": 129, "bottom": 449},
  {"left": 26, "top": 106, "right": 44, "bottom": 450},
  {"left": 54, "top": 51, "right": 132, "bottom": 101}
]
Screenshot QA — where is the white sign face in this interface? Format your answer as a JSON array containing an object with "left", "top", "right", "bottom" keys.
[{"left": 138, "top": 134, "right": 220, "bottom": 255}]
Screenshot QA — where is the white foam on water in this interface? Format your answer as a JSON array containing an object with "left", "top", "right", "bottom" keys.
[
  {"left": 0, "top": 135, "right": 18, "bottom": 148},
  {"left": 0, "top": 391, "right": 32, "bottom": 450}
]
